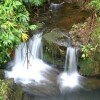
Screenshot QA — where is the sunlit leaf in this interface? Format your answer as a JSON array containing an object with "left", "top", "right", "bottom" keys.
[{"left": 22, "top": 33, "right": 29, "bottom": 42}]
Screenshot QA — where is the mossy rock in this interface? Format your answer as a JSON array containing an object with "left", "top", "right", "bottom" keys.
[
  {"left": 0, "top": 79, "right": 23, "bottom": 100},
  {"left": 43, "top": 28, "right": 68, "bottom": 47},
  {"left": 79, "top": 58, "right": 94, "bottom": 76},
  {"left": 42, "top": 28, "right": 68, "bottom": 68}
]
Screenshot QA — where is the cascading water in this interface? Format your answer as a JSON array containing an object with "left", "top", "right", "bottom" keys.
[
  {"left": 58, "top": 46, "right": 81, "bottom": 91},
  {"left": 64, "top": 47, "right": 78, "bottom": 73},
  {"left": 30, "top": 33, "right": 43, "bottom": 59},
  {"left": 50, "top": 2, "right": 64, "bottom": 11},
  {"left": 5, "top": 31, "right": 53, "bottom": 84}
]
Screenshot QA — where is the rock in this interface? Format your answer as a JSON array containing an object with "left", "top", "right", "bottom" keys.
[
  {"left": 42, "top": 28, "right": 69, "bottom": 67},
  {"left": 0, "top": 79, "right": 23, "bottom": 100},
  {"left": 43, "top": 28, "right": 69, "bottom": 47}
]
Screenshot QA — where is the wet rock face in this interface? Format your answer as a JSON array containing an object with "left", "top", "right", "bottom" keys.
[
  {"left": 43, "top": 28, "right": 69, "bottom": 47},
  {"left": 42, "top": 28, "right": 68, "bottom": 68}
]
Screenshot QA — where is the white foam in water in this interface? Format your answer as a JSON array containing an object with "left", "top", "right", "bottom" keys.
[
  {"left": 5, "top": 32, "right": 52, "bottom": 85},
  {"left": 58, "top": 72, "right": 80, "bottom": 89},
  {"left": 5, "top": 59, "right": 52, "bottom": 84}
]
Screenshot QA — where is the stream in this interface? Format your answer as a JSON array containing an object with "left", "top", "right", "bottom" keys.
[{"left": 22, "top": 2, "right": 100, "bottom": 100}]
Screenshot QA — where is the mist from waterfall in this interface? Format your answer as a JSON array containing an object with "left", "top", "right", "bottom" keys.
[
  {"left": 58, "top": 46, "right": 81, "bottom": 91},
  {"left": 5, "top": 31, "right": 52, "bottom": 84}
]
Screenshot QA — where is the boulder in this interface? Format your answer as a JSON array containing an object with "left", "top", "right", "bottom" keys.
[{"left": 43, "top": 28, "right": 69, "bottom": 47}]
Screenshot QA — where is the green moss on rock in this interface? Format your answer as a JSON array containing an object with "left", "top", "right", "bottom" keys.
[
  {"left": 0, "top": 79, "right": 23, "bottom": 100},
  {"left": 79, "top": 58, "right": 94, "bottom": 76}
]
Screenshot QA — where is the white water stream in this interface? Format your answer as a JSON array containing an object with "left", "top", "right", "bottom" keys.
[
  {"left": 5, "top": 32, "right": 52, "bottom": 84},
  {"left": 58, "top": 47, "right": 81, "bottom": 91},
  {"left": 5, "top": 31, "right": 82, "bottom": 93}
]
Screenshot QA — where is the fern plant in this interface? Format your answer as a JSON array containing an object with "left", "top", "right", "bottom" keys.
[{"left": 0, "top": 0, "right": 38, "bottom": 66}]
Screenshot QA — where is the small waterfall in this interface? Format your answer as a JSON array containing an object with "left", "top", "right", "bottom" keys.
[
  {"left": 50, "top": 2, "right": 64, "bottom": 10},
  {"left": 15, "top": 33, "right": 42, "bottom": 64},
  {"left": 5, "top": 31, "right": 52, "bottom": 84},
  {"left": 58, "top": 45, "right": 80, "bottom": 91},
  {"left": 64, "top": 47, "right": 78, "bottom": 73},
  {"left": 31, "top": 33, "right": 43, "bottom": 59}
]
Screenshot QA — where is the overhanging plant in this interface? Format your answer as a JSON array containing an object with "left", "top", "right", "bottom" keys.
[{"left": 0, "top": 0, "right": 38, "bottom": 66}]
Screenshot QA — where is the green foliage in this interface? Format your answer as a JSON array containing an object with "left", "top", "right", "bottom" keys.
[
  {"left": 89, "top": 0, "right": 100, "bottom": 22},
  {"left": 71, "top": 22, "right": 87, "bottom": 32},
  {"left": 29, "top": 25, "right": 38, "bottom": 30},
  {"left": 88, "top": 0, "right": 100, "bottom": 73},
  {"left": 0, "top": 80, "right": 9, "bottom": 100},
  {"left": 79, "top": 58, "right": 94, "bottom": 75},
  {"left": 91, "top": 27, "right": 100, "bottom": 62},
  {"left": 81, "top": 44, "right": 96, "bottom": 60},
  {"left": 79, "top": 22, "right": 100, "bottom": 75},
  {"left": 89, "top": 0, "right": 100, "bottom": 11},
  {"left": 92, "top": 27, "right": 100, "bottom": 46},
  {"left": 0, "top": 0, "right": 29, "bottom": 65},
  {"left": 72, "top": 24, "right": 79, "bottom": 30},
  {"left": 23, "top": 0, "right": 45, "bottom": 6},
  {"left": 0, "top": 0, "right": 38, "bottom": 66},
  {"left": 0, "top": 79, "right": 23, "bottom": 100},
  {"left": 89, "top": 0, "right": 100, "bottom": 21},
  {"left": 0, "top": 96, "right": 3, "bottom": 100}
]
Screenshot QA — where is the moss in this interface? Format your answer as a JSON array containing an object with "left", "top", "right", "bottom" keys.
[
  {"left": 43, "top": 28, "right": 66, "bottom": 45},
  {"left": 79, "top": 58, "right": 94, "bottom": 76},
  {"left": 0, "top": 80, "right": 9, "bottom": 100},
  {"left": 0, "top": 79, "right": 23, "bottom": 100}
]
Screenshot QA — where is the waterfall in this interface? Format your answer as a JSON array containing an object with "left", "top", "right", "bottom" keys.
[
  {"left": 50, "top": 2, "right": 64, "bottom": 10},
  {"left": 58, "top": 46, "right": 80, "bottom": 91},
  {"left": 15, "top": 33, "right": 42, "bottom": 64},
  {"left": 64, "top": 47, "right": 78, "bottom": 73},
  {"left": 5, "top": 31, "right": 52, "bottom": 84},
  {"left": 31, "top": 33, "right": 43, "bottom": 59}
]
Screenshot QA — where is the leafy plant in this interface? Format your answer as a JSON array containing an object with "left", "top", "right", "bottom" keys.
[
  {"left": 0, "top": 0, "right": 38, "bottom": 66},
  {"left": 81, "top": 44, "right": 96, "bottom": 60},
  {"left": 0, "top": 96, "right": 3, "bottom": 100},
  {"left": 89, "top": 0, "right": 100, "bottom": 11},
  {"left": 91, "top": 27, "right": 100, "bottom": 62},
  {"left": 89, "top": 0, "right": 100, "bottom": 22}
]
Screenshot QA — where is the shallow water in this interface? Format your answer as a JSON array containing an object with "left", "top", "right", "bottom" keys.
[{"left": 23, "top": 88, "right": 100, "bottom": 100}]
